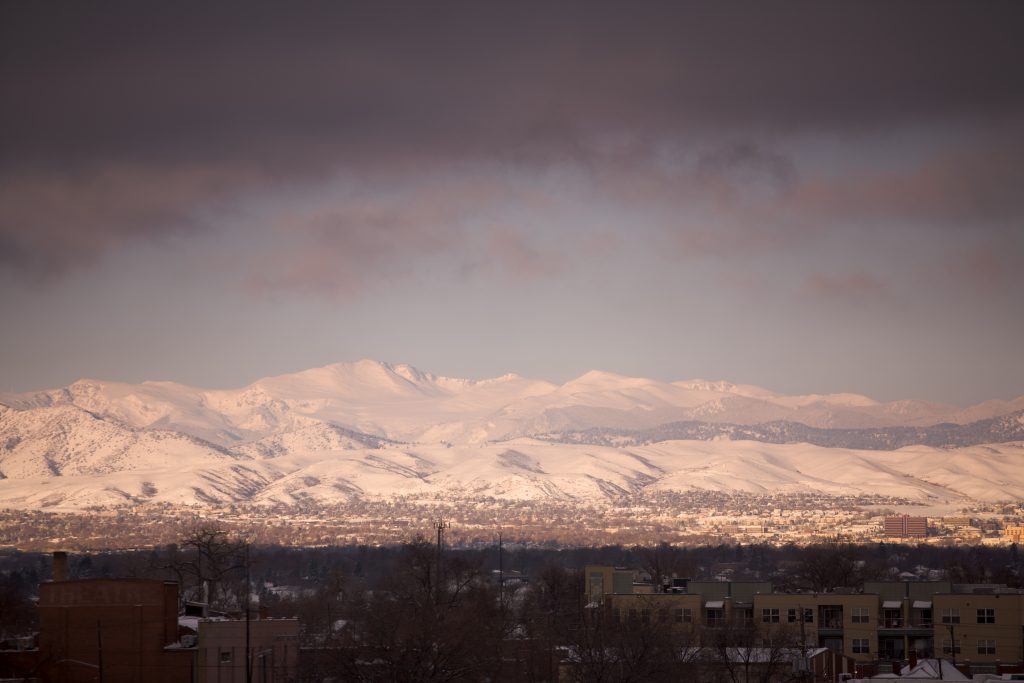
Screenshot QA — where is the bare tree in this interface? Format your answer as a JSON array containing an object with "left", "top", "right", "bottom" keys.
[
  {"left": 705, "top": 618, "right": 802, "bottom": 683},
  {"left": 568, "top": 599, "right": 702, "bottom": 683},
  {"left": 315, "top": 539, "right": 507, "bottom": 683},
  {"left": 156, "top": 524, "right": 247, "bottom": 609},
  {"left": 639, "top": 543, "right": 692, "bottom": 590},
  {"left": 798, "top": 542, "right": 859, "bottom": 592}
]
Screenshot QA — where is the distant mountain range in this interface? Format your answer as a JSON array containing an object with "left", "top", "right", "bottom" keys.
[
  {"left": 1, "top": 360, "right": 1022, "bottom": 510},
  {"left": 538, "top": 410, "right": 1024, "bottom": 450}
]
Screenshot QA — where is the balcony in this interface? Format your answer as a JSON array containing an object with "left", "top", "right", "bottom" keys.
[
  {"left": 818, "top": 606, "right": 844, "bottom": 635},
  {"left": 878, "top": 618, "right": 934, "bottom": 637}
]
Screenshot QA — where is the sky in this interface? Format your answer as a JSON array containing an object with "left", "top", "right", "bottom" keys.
[{"left": 1, "top": 1, "right": 1023, "bottom": 405}]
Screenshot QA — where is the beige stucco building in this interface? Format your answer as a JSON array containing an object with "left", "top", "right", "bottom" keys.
[{"left": 585, "top": 565, "right": 1024, "bottom": 677}]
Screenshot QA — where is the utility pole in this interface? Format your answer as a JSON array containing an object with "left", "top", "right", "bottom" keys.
[
  {"left": 938, "top": 623, "right": 955, "bottom": 679},
  {"left": 245, "top": 542, "right": 252, "bottom": 683},
  {"left": 96, "top": 620, "right": 104, "bottom": 683},
  {"left": 434, "top": 519, "right": 450, "bottom": 604},
  {"left": 798, "top": 606, "right": 810, "bottom": 682},
  {"left": 948, "top": 623, "right": 956, "bottom": 672},
  {"left": 498, "top": 531, "right": 504, "bottom": 607}
]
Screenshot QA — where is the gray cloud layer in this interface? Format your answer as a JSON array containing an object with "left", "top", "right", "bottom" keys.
[{"left": 2, "top": 1, "right": 1023, "bottom": 286}]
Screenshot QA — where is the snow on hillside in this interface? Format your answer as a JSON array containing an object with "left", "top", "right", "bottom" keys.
[
  {"left": 2, "top": 431, "right": 1023, "bottom": 511},
  {"left": 2, "top": 360, "right": 1023, "bottom": 511},
  {"left": 0, "top": 403, "right": 238, "bottom": 479},
  {"left": 3, "top": 360, "right": 1020, "bottom": 447}
]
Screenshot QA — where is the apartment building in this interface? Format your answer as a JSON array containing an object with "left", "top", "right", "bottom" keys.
[
  {"left": 585, "top": 566, "right": 1024, "bottom": 677},
  {"left": 884, "top": 515, "right": 928, "bottom": 538}
]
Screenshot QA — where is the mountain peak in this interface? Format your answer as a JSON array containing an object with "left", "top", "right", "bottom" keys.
[{"left": 564, "top": 369, "right": 633, "bottom": 386}]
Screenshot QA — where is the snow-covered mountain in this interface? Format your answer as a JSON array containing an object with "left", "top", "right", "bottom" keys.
[{"left": 1, "top": 360, "right": 1022, "bottom": 510}]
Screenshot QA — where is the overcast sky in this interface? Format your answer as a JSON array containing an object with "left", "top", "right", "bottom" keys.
[{"left": 2, "top": 1, "right": 1022, "bottom": 405}]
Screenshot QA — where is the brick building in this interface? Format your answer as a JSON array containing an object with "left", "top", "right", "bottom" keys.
[
  {"left": 0, "top": 577, "right": 193, "bottom": 683},
  {"left": 884, "top": 515, "right": 928, "bottom": 538}
]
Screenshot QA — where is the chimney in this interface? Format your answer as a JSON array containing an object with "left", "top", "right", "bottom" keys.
[{"left": 52, "top": 551, "right": 68, "bottom": 582}]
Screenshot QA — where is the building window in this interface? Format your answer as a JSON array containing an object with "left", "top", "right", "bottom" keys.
[
  {"left": 852, "top": 638, "right": 869, "bottom": 654},
  {"left": 941, "top": 608, "right": 960, "bottom": 624},
  {"left": 640, "top": 608, "right": 651, "bottom": 624},
  {"left": 628, "top": 608, "right": 638, "bottom": 621},
  {"left": 787, "top": 608, "right": 797, "bottom": 623},
  {"left": 942, "top": 639, "right": 961, "bottom": 655},
  {"left": 706, "top": 608, "right": 724, "bottom": 626},
  {"left": 219, "top": 650, "right": 233, "bottom": 664},
  {"left": 589, "top": 573, "right": 604, "bottom": 601},
  {"left": 743, "top": 608, "right": 754, "bottom": 627},
  {"left": 977, "top": 608, "right": 995, "bottom": 624},
  {"left": 883, "top": 608, "right": 902, "bottom": 628},
  {"left": 762, "top": 608, "right": 780, "bottom": 623},
  {"left": 977, "top": 639, "right": 996, "bottom": 655},
  {"left": 804, "top": 608, "right": 814, "bottom": 623},
  {"left": 852, "top": 608, "right": 869, "bottom": 624},
  {"left": 675, "top": 607, "right": 692, "bottom": 623}
]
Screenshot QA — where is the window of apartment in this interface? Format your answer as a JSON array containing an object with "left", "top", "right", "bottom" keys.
[
  {"left": 977, "top": 639, "right": 996, "bottom": 655},
  {"left": 883, "top": 608, "right": 902, "bottom": 627},
  {"left": 942, "top": 639, "right": 961, "bottom": 655},
  {"left": 977, "top": 608, "right": 995, "bottom": 624},
  {"left": 852, "top": 638, "right": 870, "bottom": 654},
  {"left": 742, "top": 607, "right": 754, "bottom": 627},
  {"left": 941, "top": 608, "right": 960, "bottom": 624},
  {"left": 675, "top": 607, "right": 693, "bottom": 623},
  {"left": 804, "top": 608, "right": 814, "bottom": 623},
  {"left": 589, "top": 573, "right": 604, "bottom": 601},
  {"left": 762, "top": 608, "right": 780, "bottom": 623},
  {"left": 219, "top": 650, "right": 233, "bottom": 665},
  {"left": 640, "top": 608, "right": 651, "bottom": 624},
  {"left": 706, "top": 608, "right": 724, "bottom": 626},
  {"left": 787, "top": 608, "right": 798, "bottom": 623},
  {"left": 852, "top": 608, "right": 870, "bottom": 624}
]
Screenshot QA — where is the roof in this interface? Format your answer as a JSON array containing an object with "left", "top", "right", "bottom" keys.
[
  {"left": 178, "top": 616, "right": 200, "bottom": 633},
  {"left": 899, "top": 658, "right": 969, "bottom": 680}
]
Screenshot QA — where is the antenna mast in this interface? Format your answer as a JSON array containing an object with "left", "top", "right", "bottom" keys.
[{"left": 433, "top": 519, "right": 450, "bottom": 603}]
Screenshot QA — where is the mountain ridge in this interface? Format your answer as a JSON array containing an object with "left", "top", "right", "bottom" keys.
[{"left": 2, "top": 360, "right": 1023, "bottom": 511}]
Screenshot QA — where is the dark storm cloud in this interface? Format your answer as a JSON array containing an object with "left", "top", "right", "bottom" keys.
[{"left": 2, "top": 0, "right": 1023, "bottom": 277}]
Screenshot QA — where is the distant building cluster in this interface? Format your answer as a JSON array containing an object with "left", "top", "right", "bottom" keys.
[{"left": 883, "top": 515, "right": 928, "bottom": 539}]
